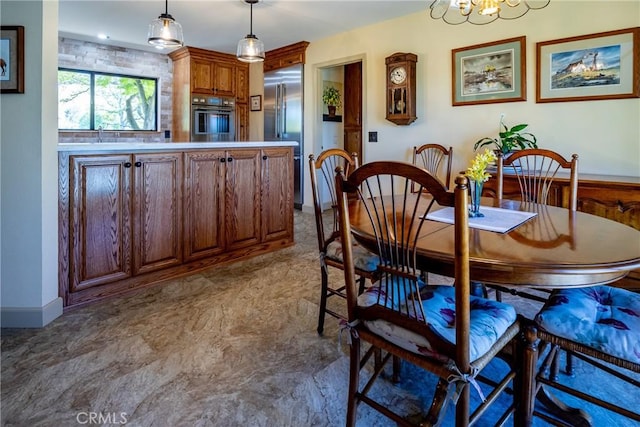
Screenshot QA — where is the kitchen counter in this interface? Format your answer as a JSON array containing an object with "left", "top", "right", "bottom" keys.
[
  {"left": 57, "top": 141, "right": 298, "bottom": 152},
  {"left": 58, "top": 141, "right": 296, "bottom": 308}
]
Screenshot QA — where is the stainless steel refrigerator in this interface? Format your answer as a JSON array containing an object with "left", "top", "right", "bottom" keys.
[{"left": 264, "top": 64, "right": 303, "bottom": 209}]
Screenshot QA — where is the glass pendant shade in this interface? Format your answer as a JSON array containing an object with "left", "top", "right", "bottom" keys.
[
  {"left": 237, "top": 34, "right": 265, "bottom": 63},
  {"left": 147, "top": 0, "right": 184, "bottom": 47},
  {"left": 237, "top": 0, "right": 264, "bottom": 63}
]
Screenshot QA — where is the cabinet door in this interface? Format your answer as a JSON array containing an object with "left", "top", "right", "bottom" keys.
[
  {"left": 133, "top": 152, "right": 183, "bottom": 274},
  {"left": 236, "top": 102, "right": 249, "bottom": 141},
  {"left": 225, "top": 149, "right": 261, "bottom": 249},
  {"left": 236, "top": 65, "right": 249, "bottom": 104},
  {"left": 261, "top": 148, "right": 294, "bottom": 242},
  {"left": 192, "top": 59, "right": 214, "bottom": 94},
  {"left": 214, "top": 61, "right": 235, "bottom": 96},
  {"left": 183, "top": 150, "right": 226, "bottom": 261},
  {"left": 69, "top": 154, "right": 133, "bottom": 291}
]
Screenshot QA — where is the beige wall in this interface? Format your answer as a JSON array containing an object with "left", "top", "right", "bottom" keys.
[{"left": 302, "top": 1, "right": 640, "bottom": 209}]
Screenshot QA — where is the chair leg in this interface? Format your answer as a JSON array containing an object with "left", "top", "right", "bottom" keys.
[
  {"left": 565, "top": 352, "right": 575, "bottom": 377},
  {"left": 392, "top": 355, "right": 401, "bottom": 383},
  {"left": 455, "top": 383, "right": 470, "bottom": 427},
  {"left": 317, "top": 267, "right": 329, "bottom": 335},
  {"left": 516, "top": 325, "right": 538, "bottom": 427},
  {"left": 346, "top": 336, "right": 361, "bottom": 427},
  {"left": 424, "top": 378, "right": 451, "bottom": 426},
  {"left": 357, "top": 275, "right": 366, "bottom": 294}
]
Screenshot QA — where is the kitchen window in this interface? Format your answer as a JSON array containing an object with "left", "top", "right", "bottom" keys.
[{"left": 58, "top": 68, "right": 158, "bottom": 131}]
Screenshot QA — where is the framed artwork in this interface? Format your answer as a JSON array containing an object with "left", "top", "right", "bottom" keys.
[
  {"left": 452, "top": 36, "right": 526, "bottom": 106},
  {"left": 536, "top": 27, "right": 640, "bottom": 103},
  {"left": 250, "top": 94, "right": 262, "bottom": 111},
  {"left": 0, "top": 26, "right": 25, "bottom": 94}
]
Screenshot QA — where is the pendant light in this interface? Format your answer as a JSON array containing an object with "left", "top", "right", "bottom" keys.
[
  {"left": 147, "top": 0, "right": 184, "bottom": 48},
  {"left": 237, "top": 0, "right": 265, "bottom": 63}
]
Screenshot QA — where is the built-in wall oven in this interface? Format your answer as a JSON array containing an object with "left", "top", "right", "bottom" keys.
[{"left": 191, "top": 96, "right": 235, "bottom": 142}]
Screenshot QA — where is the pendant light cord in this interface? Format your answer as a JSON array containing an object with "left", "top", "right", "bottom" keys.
[{"left": 249, "top": 1, "right": 254, "bottom": 36}]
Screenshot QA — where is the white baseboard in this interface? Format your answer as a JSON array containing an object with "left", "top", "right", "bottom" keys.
[{"left": 1, "top": 297, "right": 63, "bottom": 328}]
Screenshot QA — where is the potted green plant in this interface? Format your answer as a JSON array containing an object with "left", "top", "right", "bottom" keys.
[
  {"left": 474, "top": 115, "right": 538, "bottom": 155},
  {"left": 322, "top": 86, "right": 341, "bottom": 116}
]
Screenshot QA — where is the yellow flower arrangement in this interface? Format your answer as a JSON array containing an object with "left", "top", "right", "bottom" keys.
[{"left": 465, "top": 148, "right": 497, "bottom": 183}]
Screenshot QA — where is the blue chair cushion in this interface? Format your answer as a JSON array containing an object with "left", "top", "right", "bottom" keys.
[
  {"left": 535, "top": 286, "right": 640, "bottom": 364},
  {"left": 326, "top": 239, "right": 378, "bottom": 272},
  {"left": 358, "top": 284, "right": 517, "bottom": 362}
]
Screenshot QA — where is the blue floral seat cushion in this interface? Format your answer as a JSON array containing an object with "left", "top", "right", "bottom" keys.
[
  {"left": 326, "top": 239, "right": 378, "bottom": 272},
  {"left": 357, "top": 284, "right": 517, "bottom": 362},
  {"left": 535, "top": 286, "right": 640, "bottom": 364}
]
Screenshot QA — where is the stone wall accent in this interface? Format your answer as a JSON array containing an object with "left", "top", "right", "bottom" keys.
[{"left": 58, "top": 38, "right": 173, "bottom": 143}]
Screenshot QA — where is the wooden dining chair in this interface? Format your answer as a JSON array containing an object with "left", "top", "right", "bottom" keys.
[
  {"left": 308, "top": 149, "right": 378, "bottom": 335},
  {"left": 412, "top": 144, "right": 453, "bottom": 189},
  {"left": 335, "top": 162, "right": 522, "bottom": 427},
  {"left": 497, "top": 148, "right": 578, "bottom": 211},
  {"left": 495, "top": 148, "right": 580, "bottom": 377},
  {"left": 493, "top": 148, "right": 579, "bottom": 303},
  {"left": 525, "top": 286, "right": 640, "bottom": 425}
]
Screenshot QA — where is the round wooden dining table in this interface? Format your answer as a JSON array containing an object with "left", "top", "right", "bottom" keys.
[{"left": 347, "top": 195, "right": 640, "bottom": 290}]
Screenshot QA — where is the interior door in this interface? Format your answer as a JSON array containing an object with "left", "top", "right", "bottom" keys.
[{"left": 343, "top": 62, "right": 363, "bottom": 162}]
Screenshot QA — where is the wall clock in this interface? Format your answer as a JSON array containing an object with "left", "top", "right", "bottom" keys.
[{"left": 385, "top": 52, "right": 417, "bottom": 125}]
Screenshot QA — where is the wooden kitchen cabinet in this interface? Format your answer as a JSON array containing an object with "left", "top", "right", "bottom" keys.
[
  {"left": 170, "top": 47, "right": 250, "bottom": 141},
  {"left": 64, "top": 152, "right": 182, "bottom": 303},
  {"left": 132, "top": 152, "right": 183, "bottom": 274},
  {"left": 60, "top": 146, "right": 294, "bottom": 309},
  {"left": 264, "top": 41, "right": 310, "bottom": 72},
  {"left": 235, "top": 64, "right": 249, "bottom": 104},
  {"left": 224, "top": 149, "right": 262, "bottom": 250},
  {"left": 236, "top": 102, "right": 249, "bottom": 141},
  {"left": 192, "top": 58, "right": 235, "bottom": 96},
  {"left": 183, "top": 151, "right": 225, "bottom": 261},
  {"left": 68, "top": 154, "right": 133, "bottom": 292},
  {"left": 261, "top": 148, "right": 294, "bottom": 242}
]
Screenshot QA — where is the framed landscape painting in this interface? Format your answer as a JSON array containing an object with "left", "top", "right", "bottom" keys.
[
  {"left": 452, "top": 36, "right": 526, "bottom": 106},
  {"left": 0, "top": 26, "right": 25, "bottom": 94},
  {"left": 536, "top": 27, "right": 640, "bottom": 103}
]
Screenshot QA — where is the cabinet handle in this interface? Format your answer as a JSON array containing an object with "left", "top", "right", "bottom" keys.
[
  {"left": 220, "top": 158, "right": 226, "bottom": 163},
  {"left": 227, "top": 157, "right": 233, "bottom": 162},
  {"left": 134, "top": 161, "right": 142, "bottom": 167},
  {"left": 262, "top": 155, "right": 268, "bottom": 160},
  {"left": 124, "top": 162, "right": 132, "bottom": 168}
]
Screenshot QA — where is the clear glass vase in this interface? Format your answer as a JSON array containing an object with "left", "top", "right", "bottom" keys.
[{"left": 469, "top": 179, "right": 484, "bottom": 218}]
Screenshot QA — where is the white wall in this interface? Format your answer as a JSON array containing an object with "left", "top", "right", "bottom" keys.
[
  {"left": 302, "top": 1, "right": 640, "bottom": 210},
  {"left": 1, "top": 0, "right": 62, "bottom": 326}
]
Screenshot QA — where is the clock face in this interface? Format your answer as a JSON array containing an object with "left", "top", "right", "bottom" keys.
[{"left": 390, "top": 66, "right": 407, "bottom": 85}]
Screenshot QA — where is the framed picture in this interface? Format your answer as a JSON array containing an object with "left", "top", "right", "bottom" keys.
[
  {"left": 250, "top": 95, "right": 262, "bottom": 111},
  {"left": 452, "top": 36, "right": 526, "bottom": 106},
  {"left": 536, "top": 27, "right": 640, "bottom": 103},
  {"left": 0, "top": 26, "right": 25, "bottom": 94}
]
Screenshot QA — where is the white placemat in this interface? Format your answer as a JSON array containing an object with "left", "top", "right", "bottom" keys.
[{"left": 425, "top": 206, "right": 537, "bottom": 233}]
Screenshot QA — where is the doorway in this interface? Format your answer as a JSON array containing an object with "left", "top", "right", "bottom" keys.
[{"left": 317, "top": 60, "right": 363, "bottom": 161}]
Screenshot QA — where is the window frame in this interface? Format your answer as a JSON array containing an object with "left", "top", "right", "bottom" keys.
[{"left": 58, "top": 67, "right": 159, "bottom": 132}]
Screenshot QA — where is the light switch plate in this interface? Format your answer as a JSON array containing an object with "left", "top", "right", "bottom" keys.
[{"left": 368, "top": 131, "right": 378, "bottom": 143}]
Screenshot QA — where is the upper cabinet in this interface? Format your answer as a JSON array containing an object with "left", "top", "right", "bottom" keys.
[
  {"left": 192, "top": 58, "right": 235, "bottom": 96},
  {"left": 264, "top": 41, "right": 310, "bottom": 72},
  {"left": 169, "top": 47, "right": 250, "bottom": 141}
]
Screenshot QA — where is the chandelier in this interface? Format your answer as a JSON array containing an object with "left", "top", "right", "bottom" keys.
[{"left": 429, "top": 0, "right": 550, "bottom": 25}]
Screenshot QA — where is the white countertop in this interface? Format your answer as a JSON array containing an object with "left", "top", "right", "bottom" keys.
[{"left": 57, "top": 141, "right": 299, "bottom": 152}]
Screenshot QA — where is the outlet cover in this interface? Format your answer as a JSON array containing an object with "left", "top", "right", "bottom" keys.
[{"left": 368, "top": 131, "right": 378, "bottom": 143}]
